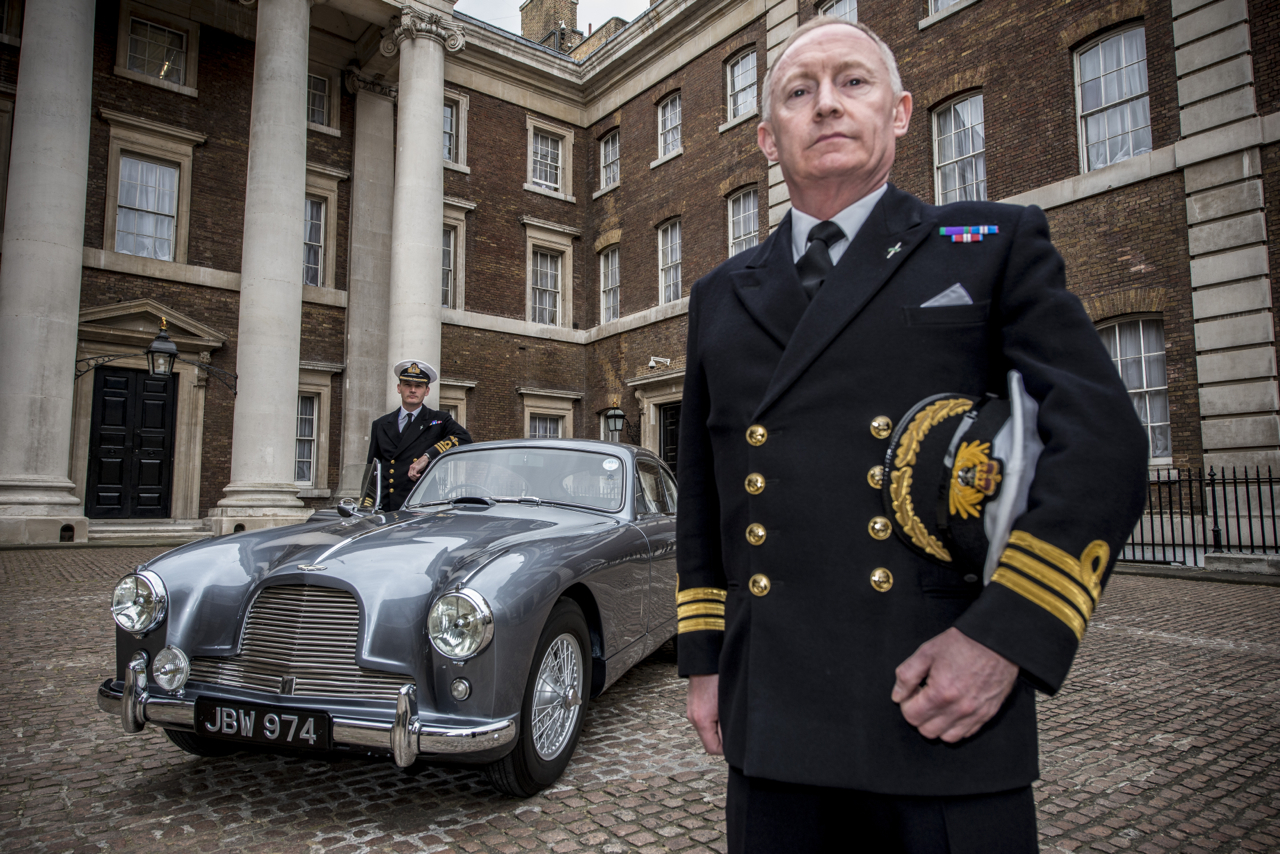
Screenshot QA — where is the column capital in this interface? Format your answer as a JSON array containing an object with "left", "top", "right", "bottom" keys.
[
  {"left": 381, "top": 6, "right": 465, "bottom": 56},
  {"left": 345, "top": 70, "right": 397, "bottom": 101}
]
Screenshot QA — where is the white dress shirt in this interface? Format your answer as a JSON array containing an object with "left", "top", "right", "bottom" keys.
[
  {"left": 398, "top": 406, "right": 421, "bottom": 432},
  {"left": 789, "top": 183, "right": 889, "bottom": 266}
]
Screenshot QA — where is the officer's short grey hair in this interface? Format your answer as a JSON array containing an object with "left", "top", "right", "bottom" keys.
[{"left": 761, "top": 18, "right": 904, "bottom": 122}]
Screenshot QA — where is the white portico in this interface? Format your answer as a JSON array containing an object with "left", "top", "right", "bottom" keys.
[{"left": 0, "top": 0, "right": 464, "bottom": 543}]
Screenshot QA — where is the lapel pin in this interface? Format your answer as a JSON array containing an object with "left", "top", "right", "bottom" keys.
[
  {"left": 886, "top": 242, "right": 902, "bottom": 259},
  {"left": 941, "top": 226, "right": 998, "bottom": 243}
]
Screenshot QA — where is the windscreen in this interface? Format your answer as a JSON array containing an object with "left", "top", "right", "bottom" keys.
[{"left": 409, "top": 448, "right": 627, "bottom": 512}]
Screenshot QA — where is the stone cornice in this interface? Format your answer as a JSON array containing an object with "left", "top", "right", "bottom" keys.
[{"left": 382, "top": 6, "right": 465, "bottom": 56}]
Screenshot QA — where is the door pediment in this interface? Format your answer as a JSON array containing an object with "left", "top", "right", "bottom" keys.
[{"left": 79, "top": 298, "right": 227, "bottom": 354}]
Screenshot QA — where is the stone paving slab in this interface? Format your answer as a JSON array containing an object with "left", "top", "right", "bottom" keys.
[{"left": 0, "top": 547, "right": 1277, "bottom": 853}]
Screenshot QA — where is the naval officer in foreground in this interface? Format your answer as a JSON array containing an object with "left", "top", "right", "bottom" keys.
[
  {"left": 366, "top": 359, "right": 471, "bottom": 511},
  {"left": 676, "top": 17, "right": 1148, "bottom": 853}
]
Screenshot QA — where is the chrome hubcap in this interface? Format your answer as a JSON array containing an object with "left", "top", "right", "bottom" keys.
[{"left": 531, "top": 632, "right": 583, "bottom": 760}]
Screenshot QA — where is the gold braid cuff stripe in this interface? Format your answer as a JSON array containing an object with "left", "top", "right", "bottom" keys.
[
  {"left": 678, "top": 617, "right": 725, "bottom": 634},
  {"left": 1000, "top": 549, "right": 1094, "bottom": 621},
  {"left": 890, "top": 467, "right": 952, "bottom": 561},
  {"left": 991, "top": 567, "right": 1087, "bottom": 640},
  {"left": 894, "top": 398, "right": 973, "bottom": 468},
  {"left": 1008, "top": 531, "right": 1109, "bottom": 603},
  {"left": 678, "top": 602, "right": 726, "bottom": 619},
  {"left": 677, "top": 587, "right": 728, "bottom": 605}
]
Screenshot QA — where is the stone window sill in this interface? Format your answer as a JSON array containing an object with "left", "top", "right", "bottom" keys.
[
  {"left": 919, "top": 0, "right": 982, "bottom": 30},
  {"left": 0, "top": 34, "right": 19, "bottom": 47},
  {"left": 114, "top": 66, "right": 198, "bottom": 98},
  {"left": 650, "top": 148, "right": 683, "bottom": 170},
  {"left": 308, "top": 122, "right": 340, "bottom": 138},
  {"left": 719, "top": 108, "right": 758, "bottom": 134},
  {"left": 523, "top": 183, "right": 576, "bottom": 203},
  {"left": 593, "top": 183, "right": 620, "bottom": 200},
  {"left": 445, "top": 161, "right": 471, "bottom": 174}
]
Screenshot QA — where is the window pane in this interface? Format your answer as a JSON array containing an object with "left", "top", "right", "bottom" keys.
[{"left": 1149, "top": 423, "right": 1171, "bottom": 458}]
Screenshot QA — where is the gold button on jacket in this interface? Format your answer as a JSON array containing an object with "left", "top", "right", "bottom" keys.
[
  {"left": 870, "top": 568, "right": 893, "bottom": 592},
  {"left": 870, "top": 416, "right": 893, "bottom": 440},
  {"left": 746, "top": 523, "right": 767, "bottom": 545},
  {"left": 749, "top": 574, "right": 771, "bottom": 596},
  {"left": 746, "top": 424, "right": 768, "bottom": 446},
  {"left": 745, "top": 473, "right": 765, "bottom": 494},
  {"left": 867, "top": 465, "right": 884, "bottom": 489},
  {"left": 868, "top": 516, "right": 892, "bottom": 540}
]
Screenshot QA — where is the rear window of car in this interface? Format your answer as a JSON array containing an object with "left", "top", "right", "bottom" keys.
[{"left": 412, "top": 448, "right": 627, "bottom": 512}]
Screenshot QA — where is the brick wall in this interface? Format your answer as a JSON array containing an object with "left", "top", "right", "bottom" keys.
[
  {"left": 1252, "top": 0, "right": 1279, "bottom": 117},
  {"left": 1046, "top": 174, "right": 1201, "bottom": 467},
  {"left": 1263, "top": 143, "right": 1280, "bottom": 352},
  {"left": 582, "top": 18, "right": 770, "bottom": 325},
  {"left": 442, "top": 325, "right": 587, "bottom": 439},
  {"left": 584, "top": 316, "right": 691, "bottom": 438},
  {"left": 444, "top": 88, "right": 589, "bottom": 323}
]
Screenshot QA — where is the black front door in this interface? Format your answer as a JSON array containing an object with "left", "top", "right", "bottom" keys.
[
  {"left": 85, "top": 367, "right": 177, "bottom": 518},
  {"left": 658, "top": 402, "right": 681, "bottom": 469}
]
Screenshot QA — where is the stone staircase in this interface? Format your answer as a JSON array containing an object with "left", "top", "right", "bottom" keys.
[{"left": 87, "top": 519, "right": 214, "bottom": 545}]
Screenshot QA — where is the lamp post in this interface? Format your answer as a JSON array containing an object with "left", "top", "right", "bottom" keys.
[{"left": 604, "top": 407, "right": 626, "bottom": 437}]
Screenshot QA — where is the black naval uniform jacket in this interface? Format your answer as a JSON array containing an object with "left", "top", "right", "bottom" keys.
[
  {"left": 675, "top": 184, "right": 1148, "bottom": 796},
  {"left": 367, "top": 407, "right": 472, "bottom": 511}
]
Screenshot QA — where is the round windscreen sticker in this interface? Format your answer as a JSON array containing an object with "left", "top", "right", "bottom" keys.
[{"left": 602, "top": 458, "right": 620, "bottom": 471}]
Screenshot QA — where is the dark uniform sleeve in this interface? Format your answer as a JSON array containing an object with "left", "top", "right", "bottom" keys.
[
  {"left": 367, "top": 423, "right": 379, "bottom": 466},
  {"left": 423, "top": 415, "right": 472, "bottom": 463},
  {"left": 953, "top": 204, "right": 1149, "bottom": 694},
  {"left": 675, "top": 283, "right": 728, "bottom": 677}
]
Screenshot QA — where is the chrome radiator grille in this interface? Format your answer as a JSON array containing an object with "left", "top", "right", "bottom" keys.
[{"left": 189, "top": 585, "right": 407, "bottom": 703}]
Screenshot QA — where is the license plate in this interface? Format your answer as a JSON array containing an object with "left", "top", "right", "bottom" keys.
[{"left": 194, "top": 698, "right": 331, "bottom": 750}]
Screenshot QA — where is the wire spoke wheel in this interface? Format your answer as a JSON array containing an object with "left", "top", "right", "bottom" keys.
[
  {"left": 486, "top": 598, "right": 592, "bottom": 797},
  {"left": 531, "top": 633, "right": 583, "bottom": 760}
]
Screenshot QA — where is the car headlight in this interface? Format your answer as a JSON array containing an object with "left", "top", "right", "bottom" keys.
[
  {"left": 111, "top": 570, "right": 168, "bottom": 634},
  {"left": 428, "top": 589, "right": 494, "bottom": 659},
  {"left": 153, "top": 645, "right": 190, "bottom": 693}
]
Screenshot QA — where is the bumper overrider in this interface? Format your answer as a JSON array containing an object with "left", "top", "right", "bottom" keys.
[{"left": 97, "top": 666, "right": 515, "bottom": 766}]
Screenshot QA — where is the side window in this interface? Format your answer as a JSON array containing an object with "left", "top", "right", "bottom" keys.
[
  {"left": 660, "top": 468, "right": 678, "bottom": 513},
  {"left": 637, "top": 460, "right": 672, "bottom": 514}
]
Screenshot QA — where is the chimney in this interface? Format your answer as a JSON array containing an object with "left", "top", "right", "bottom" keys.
[{"left": 520, "top": 0, "right": 578, "bottom": 43}]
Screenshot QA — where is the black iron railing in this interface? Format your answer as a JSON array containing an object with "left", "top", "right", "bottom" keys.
[{"left": 1122, "top": 466, "right": 1280, "bottom": 566}]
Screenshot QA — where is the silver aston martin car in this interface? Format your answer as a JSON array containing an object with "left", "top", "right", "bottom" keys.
[{"left": 97, "top": 439, "right": 677, "bottom": 796}]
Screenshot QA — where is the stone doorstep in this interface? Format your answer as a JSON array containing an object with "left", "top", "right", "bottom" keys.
[
  {"left": 1201, "top": 552, "right": 1280, "bottom": 575},
  {"left": 87, "top": 518, "right": 213, "bottom": 544}
]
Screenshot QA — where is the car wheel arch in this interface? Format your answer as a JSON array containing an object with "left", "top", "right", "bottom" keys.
[{"left": 558, "top": 582, "right": 606, "bottom": 698}]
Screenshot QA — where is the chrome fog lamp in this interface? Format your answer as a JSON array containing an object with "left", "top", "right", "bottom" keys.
[
  {"left": 428, "top": 590, "right": 494, "bottom": 659},
  {"left": 450, "top": 678, "right": 471, "bottom": 701},
  {"left": 152, "top": 645, "right": 190, "bottom": 693},
  {"left": 111, "top": 570, "right": 168, "bottom": 635}
]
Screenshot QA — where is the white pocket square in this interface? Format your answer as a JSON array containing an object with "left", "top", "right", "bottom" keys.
[{"left": 920, "top": 283, "right": 973, "bottom": 307}]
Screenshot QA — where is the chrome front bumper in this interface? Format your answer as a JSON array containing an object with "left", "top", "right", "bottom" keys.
[{"left": 97, "top": 673, "right": 515, "bottom": 765}]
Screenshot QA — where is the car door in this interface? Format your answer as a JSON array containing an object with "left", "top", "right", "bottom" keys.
[{"left": 634, "top": 458, "right": 678, "bottom": 631}]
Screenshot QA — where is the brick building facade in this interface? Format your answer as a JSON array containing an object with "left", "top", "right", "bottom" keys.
[{"left": 0, "top": 0, "right": 1275, "bottom": 543}]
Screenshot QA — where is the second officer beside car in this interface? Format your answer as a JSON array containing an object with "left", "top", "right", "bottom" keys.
[{"left": 367, "top": 359, "right": 472, "bottom": 510}]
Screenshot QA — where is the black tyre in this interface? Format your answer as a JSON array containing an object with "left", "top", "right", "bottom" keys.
[
  {"left": 163, "top": 728, "right": 243, "bottom": 757},
  {"left": 486, "top": 598, "right": 591, "bottom": 797}
]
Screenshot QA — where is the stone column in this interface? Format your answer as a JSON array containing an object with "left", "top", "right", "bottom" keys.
[
  {"left": 383, "top": 9, "right": 465, "bottom": 411},
  {"left": 1172, "top": 0, "right": 1274, "bottom": 472},
  {"left": 338, "top": 74, "right": 397, "bottom": 498},
  {"left": 0, "top": 0, "right": 95, "bottom": 544},
  {"left": 208, "top": 0, "right": 314, "bottom": 535}
]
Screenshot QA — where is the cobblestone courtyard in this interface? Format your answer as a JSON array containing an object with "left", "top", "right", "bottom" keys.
[{"left": 1, "top": 546, "right": 1277, "bottom": 853}]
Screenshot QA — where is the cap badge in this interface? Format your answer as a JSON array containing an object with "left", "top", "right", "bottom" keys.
[
  {"left": 949, "top": 440, "right": 1003, "bottom": 520},
  {"left": 407, "top": 363, "right": 421, "bottom": 375}
]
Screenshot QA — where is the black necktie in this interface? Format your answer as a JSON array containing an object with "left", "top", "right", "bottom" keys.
[
  {"left": 400, "top": 411, "right": 413, "bottom": 433},
  {"left": 796, "top": 220, "right": 846, "bottom": 300}
]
